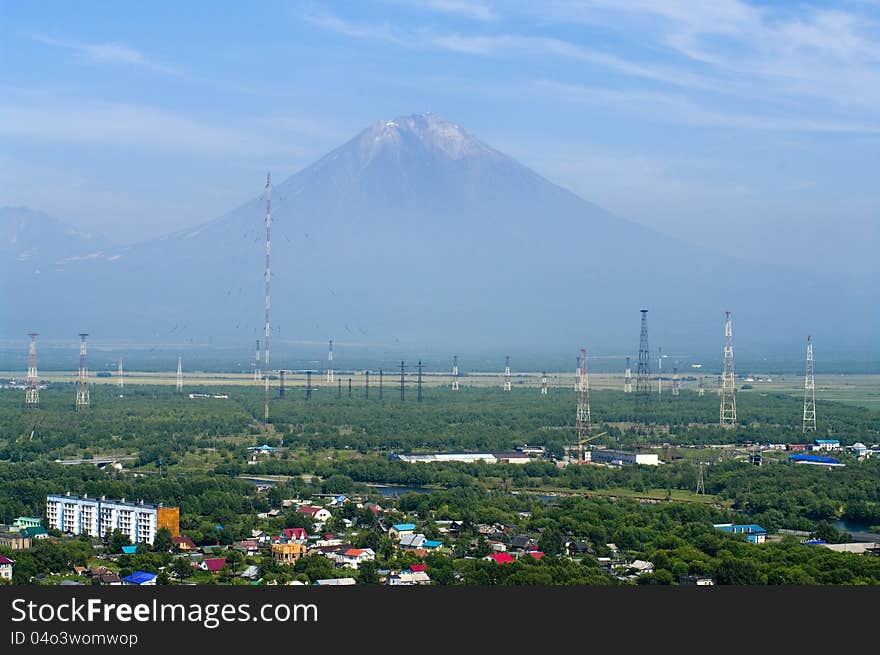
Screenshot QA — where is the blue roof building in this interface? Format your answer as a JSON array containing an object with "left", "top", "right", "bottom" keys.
[
  {"left": 423, "top": 540, "right": 443, "bottom": 549},
  {"left": 788, "top": 454, "right": 845, "bottom": 467},
  {"left": 121, "top": 545, "right": 138, "bottom": 554},
  {"left": 391, "top": 523, "right": 416, "bottom": 532},
  {"left": 123, "top": 571, "right": 157, "bottom": 585},
  {"left": 714, "top": 523, "right": 767, "bottom": 544}
]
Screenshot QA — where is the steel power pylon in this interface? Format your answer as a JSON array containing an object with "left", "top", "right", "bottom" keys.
[
  {"left": 399, "top": 361, "right": 405, "bottom": 401},
  {"left": 720, "top": 311, "right": 737, "bottom": 428},
  {"left": 254, "top": 339, "right": 261, "bottom": 383},
  {"left": 306, "top": 371, "right": 313, "bottom": 400},
  {"left": 672, "top": 364, "right": 680, "bottom": 396},
  {"left": 698, "top": 376, "right": 705, "bottom": 396},
  {"left": 279, "top": 370, "right": 285, "bottom": 398},
  {"left": 503, "top": 355, "right": 511, "bottom": 391},
  {"left": 417, "top": 361, "right": 423, "bottom": 402},
  {"left": 576, "top": 348, "right": 592, "bottom": 464},
  {"left": 365, "top": 370, "right": 370, "bottom": 398},
  {"left": 176, "top": 355, "right": 183, "bottom": 392},
  {"left": 25, "top": 333, "right": 39, "bottom": 408},
  {"left": 117, "top": 356, "right": 124, "bottom": 390},
  {"left": 696, "top": 462, "right": 706, "bottom": 495},
  {"left": 326, "top": 340, "right": 334, "bottom": 384},
  {"left": 803, "top": 335, "right": 816, "bottom": 433},
  {"left": 75, "top": 333, "right": 90, "bottom": 411},
  {"left": 635, "top": 310, "right": 651, "bottom": 431},
  {"left": 623, "top": 356, "right": 632, "bottom": 393},
  {"left": 451, "top": 355, "right": 459, "bottom": 391},
  {"left": 541, "top": 372, "right": 548, "bottom": 395},
  {"left": 263, "top": 173, "right": 272, "bottom": 425}
]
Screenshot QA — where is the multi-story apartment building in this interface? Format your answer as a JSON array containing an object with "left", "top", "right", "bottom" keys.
[{"left": 45, "top": 493, "right": 179, "bottom": 545}]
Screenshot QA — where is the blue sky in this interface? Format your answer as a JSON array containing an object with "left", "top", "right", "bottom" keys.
[{"left": 1, "top": 0, "right": 878, "bottom": 275}]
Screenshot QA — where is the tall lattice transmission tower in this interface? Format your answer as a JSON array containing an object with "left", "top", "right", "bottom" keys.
[
  {"left": 576, "top": 348, "right": 592, "bottom": 464},
  {"left": 503, "top": 356, "right": 511, "bottom": 391},
  {"left": 399, "top": 361, "right": 406, "bottom": 401},
  {"left": 696, "top": 462, "right": 706, "bottom": 495},
  {"left": 254, "top": 339, "right": 261, "bottom": 383},
  {"left": 326, "top": 340, "right": 334, "bottom": 384},
  {"left": 279, "top": 370, "right": 285, "bottom": 398},
  {"left": 263, "top": 173, "right": 272, "bottom": 425},
  {"left": 176, "top": 355, "right": 183, "bottom": 392},
  {"left": 26, "top": 333, "right": 39, "bottom": 408},
  {"left": 623, "top": 356, "right": 632, "bottom": 393},
  {"left": 451, "top": 355, "right": 459, "bottom": 391},
  {"left": 657, "top": 347, "right": 663, "bottom": 396},
  {"left": 720, "top": 311, "right": 737, "bottom": 428},
  {"left": 672, "top": 364, "right": 680, "bottom": 396},
  {"left": 117, "top": 356, "right": 124, "bottom": 390},
  {"left": 635, "top": 310, "right": 651, "bottom": 431},
  {"left": 803, "top": 335, "right": 816, "bottom": 433},
  {"left": 76, "top": 333, "right": 90, "bottom": 411},
  {"left": 365, "top": 370, "right": 370, "bottom": 399},
  {"left": 698, "top": 376, "right": 705, "bottom": 396},
  {"left": 541, "top": 372, "right": 548, "bottom": 395},
  {"left": 306, "top": 371, "right": 313, "bottom": 401},
  {"left": 417, "top": 361, "right": 423, "bottom": 402}
]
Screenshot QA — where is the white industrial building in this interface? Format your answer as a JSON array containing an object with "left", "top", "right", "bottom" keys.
[
  {"left": 390, "top": 453, "right": 497, "bottom": 464},
  {"left": 590, "top": 449, "right": 659, "bottom": 466},
  {"left": 46, "top": 493, "right": 172, "bottom": 545}
]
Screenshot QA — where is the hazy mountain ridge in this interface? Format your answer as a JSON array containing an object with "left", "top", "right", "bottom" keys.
[{"left": 3, "top": 114, "right": 875, "bottom": 356}]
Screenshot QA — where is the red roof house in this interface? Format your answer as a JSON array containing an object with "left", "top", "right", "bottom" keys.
[
  {"left": 528, "top": 551, "right": 545, "bottom": 561},
  {"left": 409, "top": 564, "right": 427, "bottom": 573},
  {"left": 200, "top": 557, "right": 227, "bottom": 572},
  {"left": 488, "top": 553, "right": 515, "bottom": 564},
  {"left": 282, "top": 527, "right": 308, "bottom": 541}
]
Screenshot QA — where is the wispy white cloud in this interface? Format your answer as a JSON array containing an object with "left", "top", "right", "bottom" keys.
[
  {"left": 532, "top": 79, "right": 880, "bottom": 134},
  {"left": 28, "top": 34, "right": 183, "bottom": 76},
  {"left": 385, "top": 0, "right": 497, "bottom": 22},
  {"left": 305, "top": 11, "right": 723, "bottom": 93},
  {"left": 0, "top": 102, "right": 316, "bottom": 157}
]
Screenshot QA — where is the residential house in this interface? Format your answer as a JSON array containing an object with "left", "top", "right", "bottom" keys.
[
  {"left": 272, "top": 542, "right": 307, "bottom": 565},
  {"left": 21, "top": 526, "right": 49, "bottom": 541},
  {"left": 386, "top": 570, "right": 431, "bottom": 586},
  {"left": 172, "top": 536, "right": 197, "bottom": 552},
  {"left": 508, "top": 535, "right": 534, "bottom": 551},
  {"left": 97, "top": 573, "right": 122, "bottom": 586},
  {"left": 0, "top": 555, "right": 13, "bottom": 580},
  {"left": 282, "top": 527, "right": 308, "bottom": 542},
  {"left": 389, "top": 523, "right": 416, "bottom": 540},
  {"left": 200, "top": 557, "right": 227, "bottom": 573},
  {"left": 423, "top": 540, "right": 442, "bottom": 550},
  {"left": 487, "top": 553, "right": 515, "bottom": 564},
  {"left": 399, "top": 533, "right": 427, "bottom": 550},
  {"left": 234, "top": 540, "right": 260, "bottom": 556},
  {"left": 298, "top": 506, "right": 332, "bottom": 522},
  {"left": 336, "top": 548, "right": 375, "bottom": 570},
  {"left": 527, "top": 551, "right": 544, "bottom": 561},
  {"left": 330, "top": 495, "right": 350, "bottom": 506},
  {"left": 567, "top": 540, "right": 591, "bottom": 556},
  {"left": 240, "top": 565, "right": 261, "bottom": 581},
  {"left": 679, "top": 575, "right": 715, "bottom": 586},
  {"left": 123, "top": 571, "right": 157, "bottom": 586},
  {"left": 313, "top": 577, "right": 356, "bottom": 586}
]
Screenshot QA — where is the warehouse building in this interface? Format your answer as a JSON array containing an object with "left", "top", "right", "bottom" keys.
[{"left": 590, "top": 448, "right": 660, "bottom": 466}]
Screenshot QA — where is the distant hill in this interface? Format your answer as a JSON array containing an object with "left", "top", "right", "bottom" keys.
[{"left": 2, "top": 114, "right": 874, "bottom": 358}]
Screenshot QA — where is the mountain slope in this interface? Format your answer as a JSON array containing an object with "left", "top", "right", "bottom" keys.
[{"left": 3, "top": 114, "right": 874, "bottom": 356}]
